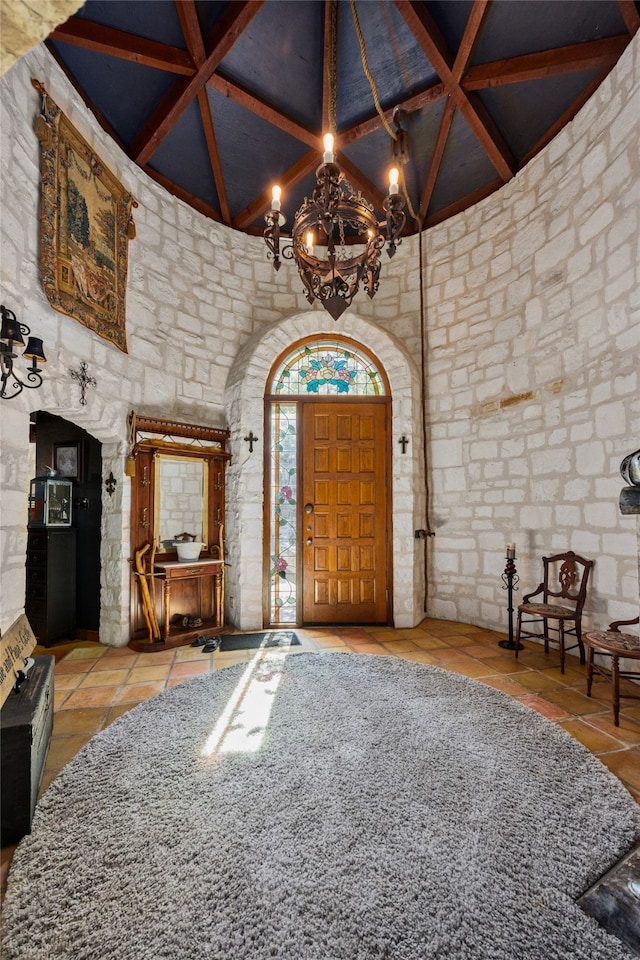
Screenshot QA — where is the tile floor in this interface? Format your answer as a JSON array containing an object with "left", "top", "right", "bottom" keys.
[{"left": 2, "top": 618, "right": 639, "bottom": 899}]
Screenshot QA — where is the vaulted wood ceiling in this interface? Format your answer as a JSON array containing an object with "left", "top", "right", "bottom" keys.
[{"left": 46, "top": 0, "right": 639, "bottom": 237}]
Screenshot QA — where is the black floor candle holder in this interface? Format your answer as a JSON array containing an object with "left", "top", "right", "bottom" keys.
[{"left": 498, "top": 552, "right": 522, "bottom": 651}]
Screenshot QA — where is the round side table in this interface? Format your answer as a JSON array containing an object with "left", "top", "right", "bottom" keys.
[{"left": 583, "top": 630, "right": 640, "bottom": 726}]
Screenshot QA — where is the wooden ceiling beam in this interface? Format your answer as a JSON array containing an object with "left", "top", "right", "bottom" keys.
[
  {"left": 50, "top": 17, "right": 195, "bottom": 75},
  {"left": 197, "top": 88, "right": 231, "bottom": 225},
  {"left": 141, "top": 165, "right": 222, "bottom": 223},
  {"left": 464, "top": 36, "right": 629, "bottom": 89},
  {"left": 396, "top": 0, "right": 516, "bottom": 181},
  {"left": 425, "top": 177, "right": 503, "bottom": 228},
  {"left": 452, "top": 0, "right": 491, "bottom": 82},
  {"left": 208, "top": 72, "right": 318, "bottom": 149},
  {"left": 131, "top": 1, "right": 263, "bottom": 166},
  {"left": 176, "top": 3, "right": 230, "bottom": 223},
  {"left": 617, "top": 0, "right": 640, "bottom": 36},
  {"left": 418, "top": 2, "right": 488, "bottom": 221},
  {"left": 175, "top": 0, "right": 206, "bottom": 67},
  {"left": 419, "top": 95, "right": 455, "bottom": 223},
  {"left": 232, "top": 150, "right": 319, "bottom": 231},
  {"left": 338, "top": 79, "right": 446, "bottom": 146}
]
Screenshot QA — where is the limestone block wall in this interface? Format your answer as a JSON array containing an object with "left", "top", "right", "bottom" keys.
[
  {"left": 1, "top": 34, "right": 638, "bottom": 648},
  {"left": 403, "top": 34, "right": 639, "bottom": 630}
]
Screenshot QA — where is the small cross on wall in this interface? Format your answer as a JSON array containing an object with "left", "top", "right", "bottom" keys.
[
  {"left": 399, "top": 435, "right": 409, "bottom": 454},
  {"left": 244, "top": 431, "right": 258, "bottom": 453},
  {"left": 69, "top": 361, "right": 97, "bottom": 406}
]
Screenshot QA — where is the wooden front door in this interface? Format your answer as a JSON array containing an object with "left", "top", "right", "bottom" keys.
[{"left": 301, "top": 401, "right": 390, "bottom": 624}]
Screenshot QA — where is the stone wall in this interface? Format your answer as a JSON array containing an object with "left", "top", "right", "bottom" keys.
[{"left": 0, "top": 34, "right": 638, "bottom": 647}]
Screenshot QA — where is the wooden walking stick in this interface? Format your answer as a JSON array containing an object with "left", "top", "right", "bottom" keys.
[{"left": 135, "top": 544, "right": 160, "bottom": 642}]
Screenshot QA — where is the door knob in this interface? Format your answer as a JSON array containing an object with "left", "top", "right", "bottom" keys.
[
  {"left": 306, "top": 538, "right": 313, "bottom": 546},
  {"left": 304, "top": 503, "right": 314, "bottom": 514}
]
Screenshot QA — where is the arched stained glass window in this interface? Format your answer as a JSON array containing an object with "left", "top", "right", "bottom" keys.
[
  {"left": 266, "top": 336, "right": 388, "bottom": 625},
  {"left": 269, "top": 339, "right": 386, "bottom": 396}
]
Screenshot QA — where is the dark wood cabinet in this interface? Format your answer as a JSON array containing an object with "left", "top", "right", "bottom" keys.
[
  {"left": 0, "top": 656, "right": 55, "bottom": 845},
  {"left": 25, "top": 529, "right": 77, "bottom": 645},
  {"left": 128, "top": 414, "right": 230, "bottom": 649}
]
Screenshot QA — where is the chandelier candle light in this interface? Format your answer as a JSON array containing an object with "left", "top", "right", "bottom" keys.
[{"left": 264, "top": 133, "right": 406, "bottom": 321}]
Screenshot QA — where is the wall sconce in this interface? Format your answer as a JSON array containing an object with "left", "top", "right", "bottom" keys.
[{"left": 1, "top": 304, "right": 46, "bottom": 400}]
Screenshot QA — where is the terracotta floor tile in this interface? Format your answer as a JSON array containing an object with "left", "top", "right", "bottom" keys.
[
  {"left": 448, "top": 659, "right": 499, "bottom": 679},
  {"left": 53, "top": 690, "right": 72, "bottom": 710},
  {"left": 45, "top": 734, "right": 92, "bottom": 771},
  {"left": 169, "top": 661, "right": 212, "bottom": 679},
  {"left": 516, "top": 695, "right": 571, "bottom": 721},
  {"left": 114, "top": 681, "right": 166, "bottom": 704},
  {"left": 213, "top": 652, "right": 253, "bottom": 669},
  {"left": 92, "top": 651, "right": 139, "bottom": 670},
  {"left": 587, "top": 713, "right": 640, "bottom": 744},
  {"left": 309, "top": 635, "right": 347, "bottom": 648},
  {"left": 511, "top": 671, "right": 566, "bottom": 693},
  {"left": 381, "top": 639, "right": 420, "bottom": 653},
  {"left": 598, "top": 750, "right": 640, "bottom": 792},
  {"left": 441, "top": 633, "right": 482, "bottom": 648},
  {"left": 335, "top": 627, "right": 371, "bottom": 641},
  {"left": 104, "top": 704, "right": 135, "bottom": 725},
  {"left": 133, "top": 650, "right": 177, "bottom": 666},
  {"left": 427, "top": 647, "right": 477, "bottom": 665},
  {"left": 38, "top": 769, "right": 59, "bottom": 795},
  {"left": 459, "top": 644, "right": 504, "bottom": 660},
  {"left": 128, "top": 664, "right": 173, "bottom": 684},
  {"left": 557, "top": 718, "right": 628, "bottom": 754},
  {"left": 79, "top": 668, "right": 130, "bottom": 689},
  {"left": 480, "top": 655, "right": 530, "bottom": 675},
  {"left": 352, "top": 643, "right": 392, "bottom": 656},
  {"left": 480, "top": 675, "right": 532, "bottom": 697},
  {"left": 421, "top": 622, "right": 468, "bottom": 638},
  {"left": 62, "top": 685, "right": 122, "bottom": 709},
  {"left": 544, "top": 687, "right": 606, "bottom": 716},
  {"left": 54, "top": 658, "right": 95, "bottom": 675},
  {"left": 61, "top": 646, "right": 106, "bottom": 661},
  {"left": 411, "top": 635, "right": 450, "bottom": 651},
  {"left": 340, "top": 633, "right": 379, "bottom": 645},
  {"left": 53, "top": 707, "right": 108, "bottom": 736},
  {"left": 397, "top": 651, "right": 441, "bottom": 665},
  {"left": 53, "top": 673, "right": 82, "bottom": 691}
]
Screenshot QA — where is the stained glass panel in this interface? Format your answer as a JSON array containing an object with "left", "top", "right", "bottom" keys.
[
  {"left": 270, "top": 340, "right": 385, "bottom": 396},
  {"left": 269, "top": 403, "right": 297, "bottom": 624}
]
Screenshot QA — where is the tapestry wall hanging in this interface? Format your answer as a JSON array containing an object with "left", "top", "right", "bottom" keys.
[{"left": 33, "top": 79, "right": 136, "bottom": 354}]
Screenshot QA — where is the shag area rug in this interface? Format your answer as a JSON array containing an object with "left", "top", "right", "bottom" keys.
[
  {"left": 2, "top": 653, "right": 639, "bottom": 960},
  {"left": 218, "top": 630, "right": 300, "bottom": 651}
]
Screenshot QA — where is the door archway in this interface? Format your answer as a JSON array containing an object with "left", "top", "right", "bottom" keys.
[{"left": 265, "top": 336, "right": 391, "bottom": 626}]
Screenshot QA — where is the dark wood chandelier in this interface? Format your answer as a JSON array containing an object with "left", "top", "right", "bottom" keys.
[{"left": 264, "top": 134, "right": 406, "bottom": 321}]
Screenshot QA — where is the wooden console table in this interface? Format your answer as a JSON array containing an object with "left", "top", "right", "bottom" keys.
[{"left": 154, "top": 558, "right": 225, "bottom": 643}]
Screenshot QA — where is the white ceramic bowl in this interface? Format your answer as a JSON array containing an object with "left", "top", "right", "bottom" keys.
[{"left": 174, "top": 541, "right": 204, "bottom": 562}]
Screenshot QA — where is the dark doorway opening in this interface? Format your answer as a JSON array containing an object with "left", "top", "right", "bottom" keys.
[{"left": 27, "top": 412, "right": 102, "bottom": 645}]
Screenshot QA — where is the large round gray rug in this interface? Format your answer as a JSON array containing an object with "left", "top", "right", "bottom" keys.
[{"left": 2, "top": 652, "right": 639, "bottom": 959}]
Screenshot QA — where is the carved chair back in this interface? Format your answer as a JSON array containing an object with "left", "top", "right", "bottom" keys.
[{"left": 540, "top": 551, "right": 593, "bottom": 612}]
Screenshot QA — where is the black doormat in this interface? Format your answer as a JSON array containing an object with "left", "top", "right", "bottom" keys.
[{"left": 218, "top": 631, "right": 300, "bottom": 652}]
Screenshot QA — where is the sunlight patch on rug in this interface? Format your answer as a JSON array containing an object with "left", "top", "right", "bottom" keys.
[{"left": 201, "top": 647, "right": 292, "bottom": 755}]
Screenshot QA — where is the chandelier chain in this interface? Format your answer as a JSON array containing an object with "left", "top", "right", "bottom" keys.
[
  {"left": 327, "top": 1, "right": 338, "bottom": 135},
  {"left": 350, "top": 0, "right": 419, "bottom": 225},
  {"left": 350, "top": 0, "right": 395, "bottom": 141}
]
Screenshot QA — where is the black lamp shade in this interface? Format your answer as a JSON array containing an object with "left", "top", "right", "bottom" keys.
[
  {"left": 1, "top": 311, "right": 25, "bottom": 347},
  {"left": 23, "top": 337, "right": 46, "bottom": 364}
]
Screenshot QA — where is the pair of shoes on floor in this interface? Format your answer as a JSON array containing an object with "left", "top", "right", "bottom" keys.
[
  {"left": 171, "top": 614, "right": 203, "bottom": 629},
  {"left": 191, "top": 635, "right": 221, "bottom": 653}
]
